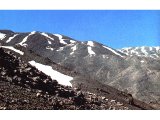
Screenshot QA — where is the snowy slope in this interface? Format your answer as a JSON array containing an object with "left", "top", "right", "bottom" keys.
[
  {"left": 0, "top": 33, "right": 6, "bottom": 40},
  {"left": 0, "top": 46, "right": 24, "bottom": 55},
  {"left": 29, "top": 61, "right": 73, "bottom": 86},
  {"left": 6, "top": 34, "right": 18, "bottom": 43},
  {"left": 70, "top": 45, "right": 77, "bottom": 55},
  {"left": 54, "top": 34, "right": 67, "bottom": 44},
  {"left": 88, "top": 46, "right": 96, "bottom": 56},
  {"left": 18, "top": 31, "right": 36, "bottom": 47}
]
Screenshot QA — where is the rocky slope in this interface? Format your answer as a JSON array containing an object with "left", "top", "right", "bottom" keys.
[
  {"left": 0, "top": 30, "right": 160, "bottom": 109},
  {"left": 0, "top": 47, "right": 150, "bottom": 110}
]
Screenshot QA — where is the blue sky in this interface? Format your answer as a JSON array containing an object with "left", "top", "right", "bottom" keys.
[{"left": 0, "top": 10, "right": 159, "bottom": 48}]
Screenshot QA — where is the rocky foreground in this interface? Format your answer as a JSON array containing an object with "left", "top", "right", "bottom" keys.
[{"left": 0, "top": 48, "right": 153, "bottom": 110}]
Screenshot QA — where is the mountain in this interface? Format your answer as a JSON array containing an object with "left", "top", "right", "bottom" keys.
[
  {"left": 0, "top": 39, "right": 151, "bottom": 110},
  {"left": 0, "top": 30, "right": 159, "bottom": 109},
  {"left": 119, "top": 46, "right": 160, "bottom": 59},
  {"left": 2, "top": 47, "right": 144, "bottom": 110}
]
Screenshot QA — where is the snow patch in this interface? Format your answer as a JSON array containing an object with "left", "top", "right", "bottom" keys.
[
  {"left": 140, "top": 60, "right": 145, "bottom": 63},
  {"left": 18, "top": 31, "right": 36, "bottom": 46},
  {"left": 130, "top": 49, "right": 139, "bottom": 55},
  {"left": 29, "top": 61, "right": 73, "bottom": 86},
  {"left": 22, "top": 43, "right": 28, "bottom": 47},
  {"left": 54, "top": 34, "right": 67, "bottom": 44},
  {"left": 110, "top": 99, "right": 116, "bottom": 102},
  {"left": 54, "top": 34, "right": 62, "bottom": 39},
  {"left": 102, "top": 55, "right": 109, "bottom": 59},
  {"left": 150, "top": 54, "right": 159, "bottom": 58},
  {"left": 46, "top": 46, "right": 54, "bottom": 51},
  {"left": 56, "top": 47, "right": 64, "bottom": 51},
  {"left": 103, "top": 45, "right": 124, "bottom": 58},
  {"left": 88, "top": 46, "right": 95, "bottom": 56},
  {"left": 48, "top": 41, "right": 52, "bottom": 44},
  {"left": 0, "top": 46, "right": 24, "bottom": 55},
  {"left": 0, "top": 33, "right": 6, "bottom": 40},
  {"left": 87, "top": 41, "right": 94, "bottom": 47},
  {"left": 70, "top": 40, "right": 76, "bottom": 44},
  {"left": 149, "top": 47, "right": 153, "bottom": 51},
  {"left": 70, "top": 45, "right": 77, "bottom": 55},
  {"left": 6, "top": 34, "right": 18, "bottom": 43},
  {"left": 141, "top": 46, "right": 148, "bottom": 56},
  {"left": 155, "top": 47, "right": 160, "bottom": 52},
  {"left": 41, "top": 32, "right": 54, "bottom": 41}
]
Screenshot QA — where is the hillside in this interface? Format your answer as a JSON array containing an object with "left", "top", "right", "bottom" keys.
[
  {"left": 0, "top": 47, "right": 151, "bottom": 110},
  {"left": 0, "top": 30, "right": 159, "bottom": 109}
]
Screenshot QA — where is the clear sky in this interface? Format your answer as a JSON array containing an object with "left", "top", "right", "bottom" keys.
[{"left": 0, "top": 10, "right": 159, "bottom": 48}]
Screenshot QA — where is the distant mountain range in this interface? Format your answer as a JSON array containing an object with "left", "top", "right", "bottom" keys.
[
  {"left": 0, "top": 30, "right": 160, "bottom": 109},
  {"left": 119, "top": 46, "right": 160, "bottom": 58}
]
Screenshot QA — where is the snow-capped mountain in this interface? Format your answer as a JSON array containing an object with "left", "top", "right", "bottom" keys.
[
  {"left": 0, "top": 30, "right": 127, "bottom": 84},
  {"left": 119, "top": 46, "right": 160, "bottom": 59},
  {"left": 0, "top": 30, "right": 160, "bottom": 109},
  {"left": 0, "top": 30, "right": 125, "bottom": 58}
]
